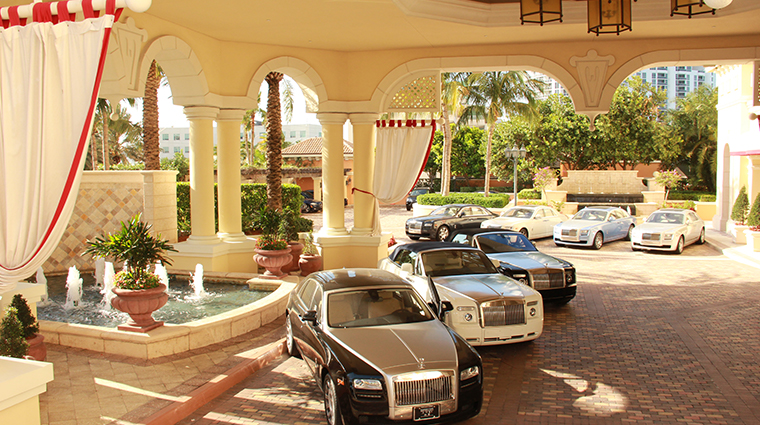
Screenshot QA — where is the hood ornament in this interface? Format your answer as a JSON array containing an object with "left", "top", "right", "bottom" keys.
[{"left": 418, "top": 357, "right": 425, "bottom": 370}]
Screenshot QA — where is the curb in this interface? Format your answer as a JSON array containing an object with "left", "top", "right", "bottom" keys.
[{"left": 142, "top": 339, "right": 286, "bottom": 425}]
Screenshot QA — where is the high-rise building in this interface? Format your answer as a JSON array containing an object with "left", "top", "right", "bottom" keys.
[{"left": 634, "top": 66, "right": 716, "bottom": 109}]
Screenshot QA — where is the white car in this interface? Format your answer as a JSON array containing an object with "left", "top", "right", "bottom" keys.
[
  {"left": 631, "top": 208, "right": 706, "bottom": 254},
  {"left": 481, "top": 205, "right": 567, "bottom": 240},
  {"left": 379, "top": 242, "right": 543, "bottom": 346}
]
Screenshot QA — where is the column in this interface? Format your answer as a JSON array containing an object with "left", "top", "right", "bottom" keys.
[
  {"left": 749, "top": 156, "right": 760, "bottom": 203},
  {"left": 216, "top": 109, "right": 247, "bottom": 241},
  {"left": 317, "top": 113, "right": 348, "bottom": 235},
  {"left": 312, "top": 177, "right": 322, "bottom": 201},
  {"left": 185, "top": 106, "right": 220, "bottom": 244},
  {"left": 349, "top": 113, "right": 378, "bottom": 235}
]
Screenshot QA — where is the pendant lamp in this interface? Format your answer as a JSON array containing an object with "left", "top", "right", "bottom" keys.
[
  {"left": 520, "top": 0, "right": 562, "bottom": 25},
  {"left": 588, "top": 0, "right": 632, "bottom": 36},
  {"left": 671, "top": 0, "right": 715, "bottom": 18}
]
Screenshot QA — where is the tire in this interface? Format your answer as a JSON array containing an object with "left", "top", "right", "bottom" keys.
[
  {"left": 592, "top": 232, "right": 604, "bottom": 250},
  {"left": 519, "top": 228, "right": 529, "bottom": 238},
  {"left": 697, "top": 228, "right": 706, "bottom": 245},
  {"left": 406, "top": 204, "right": 412, "bottom": 211},
  {"left": 408, "top": 235, "right": 420, "bottom": 240},
  {"left": 323, "top": 374, "right": 344, "bottom": 425},
  {"left": 674, "top": 236, "right": 685, "bottom": 254},
  {"left": 286, "top": 314, "right": 300, "bottom": 358},
  {"left": 625, "top": 225, "right": 634, "bottom": 241},
  {"left": 436, "top": 225, "right": 450, "bottom": 241}
]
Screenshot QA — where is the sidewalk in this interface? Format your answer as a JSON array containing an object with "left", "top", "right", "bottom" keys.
[{"left": 704, "top": 225, "right": 760, "bottom": 270}]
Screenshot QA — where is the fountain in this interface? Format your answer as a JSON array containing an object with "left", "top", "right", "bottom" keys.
[
  {"left": 100, "top": 262, "right": 116, "bottom": 310},
  {"left": 94, "top": 258, "right": 105, "bottom": 289},
  {"left": 35, "top": 267, "right": 50, "bottom": 306},
  {"left": 63, "top": 266, "right": 83, "bottom": 310},
  {"left": 155, "top": 262, "right": 170, "bottom": 291},
  {"left": 190, "top": 264, "right": 205, "bottom": 297}
]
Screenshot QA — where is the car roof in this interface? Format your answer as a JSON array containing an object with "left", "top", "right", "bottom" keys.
[
  {"left": 581, "top": 206, "right": 619, "bottom": 211},
  {"left": 655, "top": 208, "right": 688, "bottom": 213},
  {"left": 509, "top": 205, "right": 541, "bottom": 209},
  {"left": 393, "top": 241, "right": 481, "bottom": 253},
  {"left": 308, "top": 269, "right": 415, "bottom": 292},
  {"left": 433, "top": 203, "right": 480, "bottom": 208},
  {"left": 447, "top": 228, "right": 522, "bottom": 239}
]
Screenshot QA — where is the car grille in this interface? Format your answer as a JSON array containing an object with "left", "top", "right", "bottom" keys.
[
  {"left": 481, "top": 302, "right": 525, "bottom": 326},
  {"left": 393, "top": 373, "right": 453, "bottom": 406},
  {"left": 561, "top": 229, "right": 577, "bottom": 236},
  {"left": 531, "top": 271, "right": 565, "bottom": 290},
  {"left": 408, "top": 222, "right": 422, "bottom": 230},
  {"left": 642, "top": 233, "right": 660, "bottom": 241}
]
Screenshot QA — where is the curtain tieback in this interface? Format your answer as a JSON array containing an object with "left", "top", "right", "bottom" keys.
[{"left": 351, "top": 187, "right": 376, "bottom": 198}]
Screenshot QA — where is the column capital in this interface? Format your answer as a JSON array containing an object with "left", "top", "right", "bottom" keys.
[
  {"left": 317, "top": 112, "right": 348, "bottom": 126},
  {"left": 348, "top": 113, "right": 379, "bottom": 125},
  {"left": 217, "top": 108, "right": 247, "bottom": 122},
  {"left": 184, "top": 106, "right": 220, "bottom": 120}
]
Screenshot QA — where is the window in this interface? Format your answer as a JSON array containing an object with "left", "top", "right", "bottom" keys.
[
  {"left": 185, "top": 133, "right": 189, "bottom": 140},
  {"left": 173, "top": 147, "right": 181, "bottom": 153},
  {"left": 300, "top": 131, "right": 306, "bottom": 138},
  {"left": 162, "top": 134, "right": 169, "bottom": 140},
  {"left": 185, "top": 147, "right": 189, "bottom": 153},
  {"left": 290, "top": 131, "right": 296, "bottom": 138},
  {"left": 260, "top": 132, "right": 266, "bottom": 138},
  {"left": 174, "top": 133, "right": 180, "bottom": 140},
  {"left": 298, "top": 279, "right": 319, "bottom": 307},
  {"left": 393, "top": 249, "right": 417, "bottom": 267}
]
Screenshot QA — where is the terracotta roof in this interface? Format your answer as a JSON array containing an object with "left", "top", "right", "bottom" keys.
[{"left": 282, "top": 137, "right": 353, "bottom": 156}]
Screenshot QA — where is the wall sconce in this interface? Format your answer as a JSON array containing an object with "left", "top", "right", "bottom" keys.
[
  {"left": 671, "top": 0, "right": 714, "bottom": 18},
  {"left": 520, "top": 0, "right": 562, "bottom": 26},
  {"left": 588, "top": 0, "right": 632, "bottom": 36}
]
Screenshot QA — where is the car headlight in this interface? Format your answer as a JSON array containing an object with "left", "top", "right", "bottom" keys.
[
  {"left": 353, "top": 378, "right": 383, "bottom": 390},
  {"left": 580, "top": 230, "right": 589, "bottom": 237},
  {"left": 663, "top": 233, "right": 673, "bottom": 241},
  {"left": 460, "top": 366, "right": 479, "bottom": 381},
  {"left": 503, "top": 225, "right": 513, "bottom": 230},
  {"left": 423, "top": 223, "right": 433, "bottom": 229}
]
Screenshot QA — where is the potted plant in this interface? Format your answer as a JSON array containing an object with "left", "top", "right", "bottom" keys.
[
  {"left": 84, "top": 214, "right": 177, "bottom": 332},
  {"left": 744, "top": 192, "right": 760, "bottom": 252},
  {"left": 253, "top": 208, "right": 292, "bottom": 279},
  {"left": 9, "top": 294, "right": 44, "bottom": 361},
  {"left": 279, "top": 209, "right": 303, "bottom": 273},
  {"left": 731, "top": 186, "right": 750, "bottom": 244},
  {"left": 299, "top": 232, "right": 322, "bottom": 276},
  {"left": 0, "top": 306, "right": 28, "bottom": 359}
]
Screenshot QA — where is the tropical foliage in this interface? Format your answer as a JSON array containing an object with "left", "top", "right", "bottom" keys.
[
  {"left": 655, "top": 170, "right": 684, "bottom": 202},
  {"left": 143, "top": 60, "right": 164, "bottom": 170},
  {"left": 89, "top": 101, "right": 142, "bottom": 169}
]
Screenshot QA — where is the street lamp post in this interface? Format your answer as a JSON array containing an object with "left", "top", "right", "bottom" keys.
[{"left": 505, "top": 146, "right": 527, "bottom": 206}]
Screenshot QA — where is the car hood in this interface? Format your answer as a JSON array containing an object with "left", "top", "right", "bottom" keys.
[
  {"left": 434, "top": 274, "right": 534, "bottom": 303},
  {"left": 560, "top": 219, "right": 604, "bottom": 230},
  {"left": 408, "top": 215, "right": 450, "bottom": 223},
  {"left": 487, "top": 251, "right": 568, "bottom": 270},
  {"left": 636, "top": 223, "right": 683, "bottom": 233},
  {"left": 329, "top": 323, "right": 457, "bottom": 374}
]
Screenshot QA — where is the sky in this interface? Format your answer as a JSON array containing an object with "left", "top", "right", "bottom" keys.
[{"left": 124, "top": 75, "right": 319, "bottom": 128}]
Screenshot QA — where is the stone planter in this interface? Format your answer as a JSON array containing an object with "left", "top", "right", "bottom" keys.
[
  {"left": 254, "top": 248, "right": 293, "bottom": 279},
  {"left": 299, "top": 255, "right": 323, "bottom": 276},
  {"left": 733, "top": 225, "right": 748, "bottom": 244},
  {"left": 744, "top": 229, "right": 760, "bottom": 252},
  {"left": 25, "top": 334, "right": 46, "bottom": 362},
  {"left": 111, "top": 283, "right": 168, "bottom": 333},
  {"left": 283, "top": 242, "right": 303, "bottom": 273}
]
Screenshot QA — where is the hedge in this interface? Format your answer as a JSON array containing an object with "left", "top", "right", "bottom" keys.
[
  {"left": 177, "top": 183, "right": 306, "bottom": 234},
  {"left": 518, "top": 188, "right": 541, "bottom": 199},
  {"left": 668, "top": 191, "right": 715, "bottom": 201},
  {"left": 416, "top": 192, "right": 510, "bottom": 209}
]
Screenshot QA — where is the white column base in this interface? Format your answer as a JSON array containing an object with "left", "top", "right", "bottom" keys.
[
  {"left": 217, "top": 232, "right": 248, "bottom": 242},
  {"left": 186, "top": 235, "right": 221, "bottom": 245},
  {"left": 323, "top": 227, "right": 349, "bottom": 236},
  {"left": 350, "top": 227, "right": 374, "bottom": 236}
]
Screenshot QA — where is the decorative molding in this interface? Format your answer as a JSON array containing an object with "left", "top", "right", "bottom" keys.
[
  {"left": 570, "top": 50, "right": 615, "bottom": 109},
  {"left": 387, "top": 74, "right": 440, "bottom": 112},
  {"left": 754, "top": 61, "right": 760, "bottom": 107},
  {"left": 101, "top": 17, "right": 147, "bottom": 100}
]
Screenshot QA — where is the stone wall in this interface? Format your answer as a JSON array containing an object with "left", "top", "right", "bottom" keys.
[
  {"left": 558, "top": 170, "right": 647, "bottom": 194},
  {"left": 42, "top": 171, "right": 177, "bottom": 275}
]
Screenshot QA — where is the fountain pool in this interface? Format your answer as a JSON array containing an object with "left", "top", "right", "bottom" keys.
[{"left": 37, "top": 273, "right": 272, "bottom": 328}]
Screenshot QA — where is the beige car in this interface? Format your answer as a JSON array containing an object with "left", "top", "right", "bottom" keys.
[
  {"left": 481, "top": 205, "right": 568, "bottom": 239},
  {"left": 631, "top": 208, "right": 706, "bottom": 254}
]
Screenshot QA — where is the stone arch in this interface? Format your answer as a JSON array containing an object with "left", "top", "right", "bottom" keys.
[
  {"left": 247, "top": 57, "right": 327, "bottom": 113},
  {"left": 139, "top": 35, "right": 210, "bottom": 107},
  {"left": 370, "top": 55, "right": 582, "bottom": 116}
]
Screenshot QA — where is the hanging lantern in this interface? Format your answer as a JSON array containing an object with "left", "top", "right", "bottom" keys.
[
  {"left": 520, "top": 0, "right": 562, "bottom": 26},
  {"left": 703, "top": 0, "right": 732, "bottom": 8},
  {"left": 588, "top": 0, "right": 632, "bottom": 36},
  {"left": 671, "top": 0, "right": 714, "bottom": 18}
]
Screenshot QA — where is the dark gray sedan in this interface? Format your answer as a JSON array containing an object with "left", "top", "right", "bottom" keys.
[{"left": 405, "top": 204, "right": 497, "bottom": 241}]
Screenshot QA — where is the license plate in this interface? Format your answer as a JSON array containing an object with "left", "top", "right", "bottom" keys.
[
  {"left": 413, "top": 404, "right": 440, "bottom": 421},
  {"left": 408, "top": 228, "right": 421, "bottom": 234}
]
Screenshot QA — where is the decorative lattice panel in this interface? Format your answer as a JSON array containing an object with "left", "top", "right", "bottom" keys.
[
  {"left": 754, "top": 61, "right": 760, "bottom": 107},
  {"left": 388, "top": 75, "right": 439, "bottom": 111}
]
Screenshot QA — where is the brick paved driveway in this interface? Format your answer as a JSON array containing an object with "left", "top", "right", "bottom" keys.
[{"left": 183, "top": 206, "right": 760, "bottom": 425}]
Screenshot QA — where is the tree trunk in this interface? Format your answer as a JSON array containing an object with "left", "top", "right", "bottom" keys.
[
  {"left": 143, "top": 60, "right": 161, "bottom": 170},
  {"left": 102, "top": 114, "right": 110, "bottom": 170},
  {"left": 484, "top": 125, "right": 494, "bottom": 197},
  {"left": 265, "top": 72, "right": 284, "bottom": 211},
  {"left": 441, "top": 105, "right": 452, "bottom": 196},
  {"left": 91, "top": 131, "right": 98, "bottom": 169}
]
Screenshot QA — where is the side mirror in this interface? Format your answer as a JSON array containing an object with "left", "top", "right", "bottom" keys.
[
  {"left": 401, "top": 263, "right": 414, "bottom": 274},
  {"left": 490, "top": 258, "right": 501, "bottom": 268},
  {"left": 439, "top": 301, "right": 454, "bottom": 320},
  {"left": 302, "top": 310, "right": 318, "bottom": 325}
]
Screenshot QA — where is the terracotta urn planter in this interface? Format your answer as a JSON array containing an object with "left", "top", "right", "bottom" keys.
[
  {"left": 111, "top": 283, "right": 169, "bottom": 332},
  {"left": 254, "top": 247, "right": 293, "bottom": 279},
  {"left": 26, "top": 334, "right": 46, "bottom": 361},
  {"left": 283, "top": 242, "right": 303, "bottom": 273},
  {"left": 299, "top": 254, "right": 323, "bottom": 276}
]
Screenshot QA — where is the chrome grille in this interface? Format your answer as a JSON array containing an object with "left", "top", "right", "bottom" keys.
[
  {"left": 532, "top": 271, "right": 565, "bottom": 290},
  {"left": 642, "top": 233, "right": 660, "bottom": 241},
  {"left": 394, "top": 374, "right": 453, "bottom": 406},
  {"left": 409, "top": 222, "right": 422, "bottom": 230},
  {"left": 561, "top": 229, "right": 577, "bottom": 236},
  {"left": 481, "top": 303, "right": 525, "bottom": 326}
]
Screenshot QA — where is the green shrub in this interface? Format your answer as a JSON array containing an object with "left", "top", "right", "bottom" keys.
[
  {"left": 518, "top": 188, "right": 541, "bottom": 199},
  {"left": 459, "top": 187, "right": 477, "bottom": 193},
  {"left": 698, "top": 194, "right": 716, "bottom": 202},
  {"left": 662, "top": 200, "right": 696, "bottom": 210},
  {"left": 669, "top": 191, "right": 715, "bottom": 201},
  {"left": 10, "top": 295, "right": 38, "bottom": 339},
  {"left": 416, "top": 193, "right": 508, "bottom": 209},
  {"left": 747, "top": 192, "right": 760, "bottom": 231},
  {"left": 0, "top": 307, "right": 28, "bottom": 358},
  {"left": 731, "top": 186, "right": 749, "bottom": 225}
]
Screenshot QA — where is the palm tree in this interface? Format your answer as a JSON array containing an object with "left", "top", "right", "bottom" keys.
[
  {"left": 440, "top": 72, "right": 469, "bottom": 195},
  {"left": 95, "top": 99, "right": 112, "bottom": 170},
  {"left": 108, "top": 104, "right": 144, "bottom": 165},
  {"left": 458, "top": 71, "right": 545, "bottom": 196},
  {"left": 143, "top": 60, "right": 164, "bottom": 170},
  {"left": 265, "top": 72, "right": 285, "bottom": 210}
]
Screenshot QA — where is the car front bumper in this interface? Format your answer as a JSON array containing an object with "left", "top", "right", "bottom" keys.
[{"left": 537, "top": 285, "right": 577, "bottom": 303}]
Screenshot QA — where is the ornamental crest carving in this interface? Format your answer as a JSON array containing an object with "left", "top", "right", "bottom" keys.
[{"left": 569, "top": 50, "right": 615, "bottom": 109}]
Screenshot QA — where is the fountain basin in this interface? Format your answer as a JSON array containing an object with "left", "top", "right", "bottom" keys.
[{"left": 39, "top": 272, "right": 297, "bottom": 359}]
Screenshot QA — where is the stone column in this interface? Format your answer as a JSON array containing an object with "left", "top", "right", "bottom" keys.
[
  {"left": 749, "top": 156, "right": 760, "bottom": 204},
  {"left": 317, "top": 113, "right": 348, "bottom": 235},
  {"left": 349, "top": 113, "right": 378, "bottom": 235},
  {"left": 216, "top": 109, "right": 246, "bottom": 241},
  {"left": 313, "top": 177, "right": 322, "bottom": 201},
  {"left": 185, "top": 106, "right": 220, "bottom": 244}
]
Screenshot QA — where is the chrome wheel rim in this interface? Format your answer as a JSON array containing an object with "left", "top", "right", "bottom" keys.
[
  {"left": 324, "top": 377, "right": 338, "bottom": 425},
  {"left": 700, "top": 229, "right": 705, "bottom": 244},
  {"left": 594, "top": 233, "right": 603, "bottom": 249},
  {"left": 437, "top": 227, "right": 449, "bottom": 241},
  {"left": 520, "top": 228, "right": 529, "bottom": 238},
  {"left": 286, "top": 316, "right": 294, "bottom": 354}
]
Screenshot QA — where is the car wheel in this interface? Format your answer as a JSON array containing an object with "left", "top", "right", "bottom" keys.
[
  {"left": 408, "top": 235, "right": 420, "bottom": 240},
  {"left": 323, "top": 374, "right": 344, "bottom": 425},
  {"left": 519, "top": 228, "right": 529, "bottom": 238},
  {"left": 625, "top": 225, "right": 634, "bottom": 241},
  {"left": 592, "top": 232, "right": 603, "bottom": 250},
  {"left": 286, "top": 314, "right": 300, "bottom": 358},
  {"left": 675, "top": 236, "right": 685, "bottom": 254},
  {"left": 697, "top": 228, "right": 706, "bottom": 245},
  {"left": 406, "top": 204, "right": 412, "bottom": 211},
  {"left": 436, "top": 226, "right": 450, "bottom": 241}
]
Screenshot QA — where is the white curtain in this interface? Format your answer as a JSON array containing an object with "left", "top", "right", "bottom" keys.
[
  {"left": 0, "top": 13, "right": 115, "bottom": 290},
  {"left": 368, "top": 120, "right": 435, "bottom": 235}
]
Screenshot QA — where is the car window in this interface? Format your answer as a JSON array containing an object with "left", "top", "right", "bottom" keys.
[
  {"left": 421, "top": 250, "right": 496, "bottom": 277},
  {"left": 472, "top": 206, "right": 489, "bottom": 216},
  {"left": 503, "top": 208, "right": 532, "bottom": 218},
  {"left": 534, "top": 209, "right": 545, "bottom": 219},
  {"left": 298, "top": 279, "right": 319, "bottom": 308},
  {"left": 544, "top": 208, "right": 556, "bottom": 217},
  {"left": 327, "top": 288, "right": 434, "bottom": 328},
  {"left": 475, "top": 233, "right": 537, "bottom": 253},
  {"left": 573, "top": 209, "right": 606, "bottom": 221},
  {"left": 393, "top": 249, "right": 418, "bottom": 267},
  {"left": 610, "top": 210, "right": 623, "bottom": 220},
  {"left": 648, "top": 212, "right": 684, "bottom": 224},
  {"left": 450, "top": 234, "right": 471, "bottom": 245},
  {"left": 688, "top": 211, "right": 699, "bottom": 222},
  {"left": 431, "top": 206, "right": 458, "bottom": 217}
]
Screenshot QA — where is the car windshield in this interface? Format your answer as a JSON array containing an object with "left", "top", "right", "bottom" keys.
[
  {"left": 420, "top": 250, "right": 496, "bottom": 277},
  {"left": 327, "top": 288, "right": 434, "bottom": 328},
  {"left": 475, "top": 233, "right": 537, "bottom": 253},
  {"left": 430, "top": 206, "right": 459, "bottom": 217},
  {"left": 573, "top": 209, "right": 607, "bottom": 221},
  {"left": 410, "top": 188, "right": 428, "bottom": 196},
  {"left": 501, "top": 208, "right": 533, "bottom": 218},
  {"left": 647, "top": 212, "right": 685, "bottom": 224}
]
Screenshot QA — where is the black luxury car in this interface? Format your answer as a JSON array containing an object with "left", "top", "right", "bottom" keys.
[
  {"left": 406, "top": 187, "right": 430, "bottom": 211},
  {"left": 446, "top": 228, "right": 577, "bottom": 304},
  {"left": 301, "top": 190, "right": 323, "bottom": 213},
  {"left": 405, "top": 204, "right": 497, "bottom": 241},
  {"left": 286, "top": 269, "right": 483, "bottom": 425}
]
